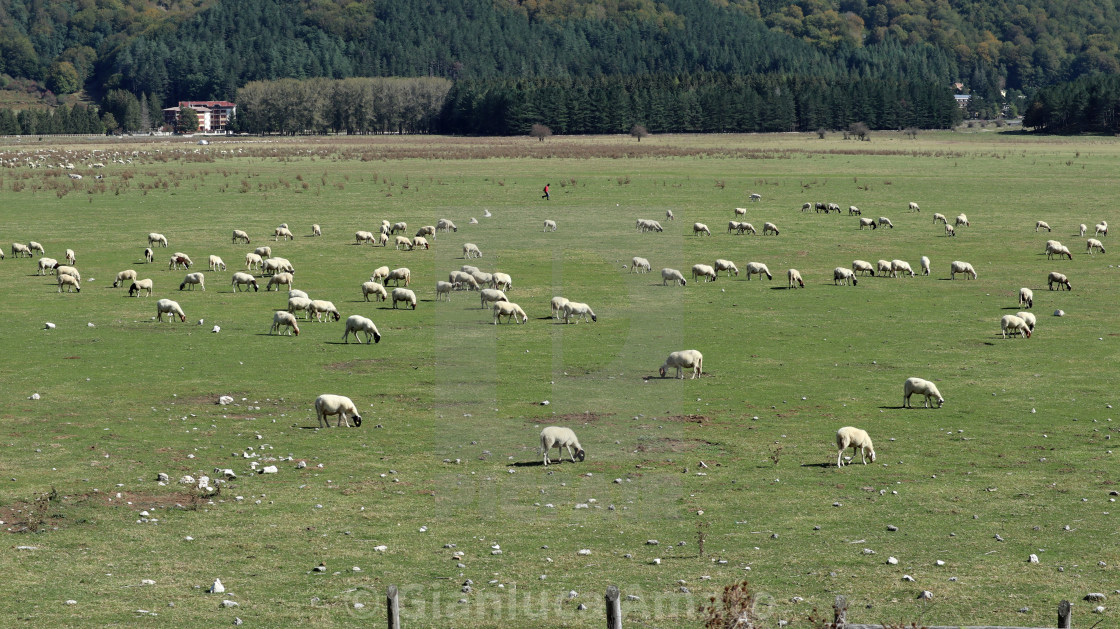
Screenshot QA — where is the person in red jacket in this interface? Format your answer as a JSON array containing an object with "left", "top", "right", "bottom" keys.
[{"left": 542, "top": 183, "right": 550, "bottom": 200}]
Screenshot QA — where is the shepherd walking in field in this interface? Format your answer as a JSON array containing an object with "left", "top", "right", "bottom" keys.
[{"left": 542, "top": 183, "right": 550, "bottom": 200}]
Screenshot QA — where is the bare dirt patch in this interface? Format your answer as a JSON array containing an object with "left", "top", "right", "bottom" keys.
[
  {"left": 660, "top": 414, "right": 710, "bottom": 425},
  {"left": 526, "top": 412, "right": 612, "bottom": 424},
  {"left": 634, "top": 437, "right": 714, "bottom": 453}
]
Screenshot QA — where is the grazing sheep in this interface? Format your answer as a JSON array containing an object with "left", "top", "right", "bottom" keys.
[
  {"left": 11, "top": 243, "right": 32, "bottom": 257},
  {"left": 550, "top": 296, "right": 570, "bottom": 319},
  {"left": 1080, "top": 223, "right": 1088, "bottom": 237},
  {"left": 851, "top": 260, "right": 875, "bottom": 276},
  {"left": 261, "top": 258, "right": 294, "bottom": 276},
  {"left": 932, "top": 213, "right": 947, "bottom": 225},
  {"left": 955, "top": 213, "right": 970, "bottom": 227},
  {"left": 463, "top": 243, "right": 482, "bottom": 259},
  {"left": 908, "top": 202, "right": 921, "bottom": 212},
  {"left": 64, "top": 249, "right": 75, "bottom": 265},
  {"left": 890, "top": 259, "right": 915, "bottom": 278},
  {"left": 394, "top": 235, "right": 414, "bottom": 251},
  {"left": 1046, "top": 242, "right": 1072, "bottom": 260},
  {"left": 491, "top": 272, "right": 512, "bottom": 291},
  {"left": 355, "top": 230, "right": 376, "bottom": 245},
  {"left": 461, "top": 265, "right": 480, "bottom": 275},
  {"left": 659, "top": 349, "right": 703, "bottom": 379},
  {"left": 745, "top": 262, "right": 773, "bottom": 280},
  {"left": 415, "top": 225, "right": 436, "bottom": 240},
  {"left": 315, "top": 394, "right": 362, "bottom": 428},
  {"left": 254, "top": 245, "right": 272, "bottom": 259},
  {"left": 543, "top": 220, "right": 557, "bottom": 232},
  {"left": 156, "top": 299, "right": 186, "bottom": 322},
  {"left": 661, "top": 268, "right": 687, "bottom": 286},
  {"left": 270, "top": 310, "right": 301, "bottom": 336},
  {"left": 144, "top": 247, "right": 154, "bottom": 263},
  {"left": 37, "top": 257, "right": 58, "bottom": 275},
  {"left": 480, "top": 288, "right": 508, "bottom": 309},
  {"left": 903, "top": 377, "right": 944, "bottom": 408},
  {"left": 787, "top": 268, "right": 804, "bottom": 288},
  {"left": 1048, "top": 271, "right": 1071, "bottom": 291},
  {"left": 833, "top": 267, "right": 858, "bottom": 286},
  {"left": 57, "top": 274, "right": 81, "bottom": 293},
  {"left": 391, "top": 221, "right": 408, "bottom": 235},
  {"left": 245, "top": 253, "right": 263, "bottom": 272},
  {"left": 801, "top": 202, "right": 812, "bottom": 212},
  {"left": 362, "top": 281, "right": 388, "bottom": 302},
  {"left": 950, "top": 261, "right": 977, "bottom": 280},
  {"left": 561, "top": 302, "right": 597, "bottom": 323},
  {"left": 735, "top": 221, "right": 757, "bottom": 235},
  {"left": 232, "top": 229, "right": 251, "bottom": 244},
  {"left": 448, "top": 271, "right": 480, "bottom": 291},
  {"left": 836, "top": 427, "right": 876, "bottom": 467},
  {"left": 436, "top": 218, "right": 458, "bottom": 233},
  {"left": 288, "top": 289, "right": 309, "bottom": 300},
  {"left": 540, "top": 426, "right": 585, "bottom": 466},
  {"left": 208, "top": 255, "right": 226, "bottom": 271},
  {"left": 231, "top": 272, "right": 259, "bottom": 292},
  {"left": 1035, "top": 221, "right": 1051, "bottom": 233},
  {"left": 113, "top": 269, "right": 138, "bottom": 287},
  {"left": 148, "top": 232, "right": 168, "bottom": 247},
  {"left": 378, "top": 232, "right": 390, "bottom": 246},
  {"left": 128, "top": 279, "right": 153, "bottom": 297},
  {"left": 169, "top": 253, "right": 193, "bottom": 270},
  {"left": 877, "top": 217, "right": 894, "bottom": 229},
  {"left": 693, "top": 222, "right": 712, "bottom": 236},
  {"left": 1087, "top": 238, "right": 1106, "bottom": 254},
  {"left": 749, "top": 193, "right": 762, "bottom": 202},
  {"left": 1096, "top": 221, "right": 1109, "bottom": 236},
  {"left": 849, "top": 206, "right": 861, "bottom": 215},
  {"left": 944, "top": 224, "right": 956, "bottom": 237},
  {"left": 469, "top": 217, "right": 479, "bottom": 224},
  {"left": 1015, "top": 310, "right": 1037, "bottom": 332},
  {"left": 435, "top": 281, "right": 454, "bottom": 301},
  {"left": 274, "top": 226, "right": 294, "bottom": 241},
  {"left": 412, "top": 236, "right": 430, "bottom": 250},
  {"left": 827, "top": 203, "right": 841, "bottom": 214},
  {"left": 266, "top": 272, "right": 294, "bottom": 291},
  {"left": 492, "top": 301, "right": 528, "bottom": 324},
  {"left": 341, "top": 315, "right": 381, "bottom": 344},
  {"left": 691, "top": 263, "right": 717, "bottom": 283},
  {"left": 734, "top": 207, "right": 747, "bottom": 216},
  {"left": 391, "top": 288, "right": 417, "bottom": 309},
  {"left": 471, "top": 270, "right": 494, "bottom": 287},
  {"left": 179, "top": 272, "right": 206, "bottom": 291},
  {"left": 371, "top": 266, "right": 390, "bottom": 284},
  {"left": 380, "top": 222, "right": 391, "bottom": 235},
  {"left": 311, "top": 224, "right": 321, "bottom": 237},
  {"left": 309, "top": 299, "right": 341, "bottom": 322},
  {"left": 27, "top": 241, "right": 44, "bottom": 255},
  {"left": 920, "top": 256, "right": 931, "bottom": 276},
  {"left": 858, "top": 217, "right": 877, "bottom": 230},
  {"left": 1019, "top": 287, "right": 1033, "bottom": 308},
  {"left": 727, "top": 220, "right": 742, "bottom": 234},
  {"left": 636, "top": 219, "right": 664, "bottom": 233},
  {"left": 287, "top": 296, "right": 314, "bottom": 319},
  {"left": 665, "top": 209, "right": 674, "bottom": 221},
  {"left": 1001, "top": 314, "right": 1032, "bottom": 338},
  {"left": 55, "top": 265, "right": 80, "bottom": 281},
  {"left": 386, "top": 267, "right": 411, "bottom": 286},
  {"left": 278, "top": 223, "right": 288, "bottom": 230},
  {"left": 762, "top": 222, "right": 780, "bottom": 236},
  {"left": 814, "top": 202, "right": 826, "bottom": 213},
  {"left": 714, "top": 259, "right": 739, "bottom": 277},
  {"left": 877, "top": 260, "right": 893, "bottom": 275}
]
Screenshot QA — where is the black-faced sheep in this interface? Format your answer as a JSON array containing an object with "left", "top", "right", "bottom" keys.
[
  {"left": 659, "top": 350, "right": 703, "bottom": 379},
  {"left": 315, "top": 394, "right": 361, "bottom": 427},
  {"left": 903, "top": 377, "right": 944, "bottom": 408},
  {"left": 341, "top": 315, "right": 381, "bottom": 344}
]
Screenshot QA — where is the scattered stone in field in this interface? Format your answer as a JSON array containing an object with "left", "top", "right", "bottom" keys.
[
  {"left": 577, "top": 603, "right": 587, "bottom": 610},
  {"left": 260, "top": 466, "right": 277, "bottom": 474},
  {"left": 141, "top": 579, "right": 156, "bottom": 586},
  {"left": 44, "top": 322, "right": 55, "bottom": 330},
  {"left": 313, "top": 563, "right": 326, "bottom": 573},
  {"left": 296, "top": 461, "right": 307, "bottom": 469},
  {"left": 646, "top": 540, "right": 659, "bottom": 545},
  {"left": 1100, "top": 561, "right": 1108, "bottom": 567},
  {"left": 1019, "top": 607, "right": 1030, "bottom": 613},
  {"left": 1029, "top": 554, "right": 1040, "bottom": 564},
  {"left": 1093, "top": 606, "right": 1106, "bottom": 614},
  {"left": 184, "top": 536, "right": 193, "bottom": 541},
  {"left": 157, "top": 473, "right": 169, "bottom": 483},
  {"left": 887, "top": 525, "right": 898, "bottom": 532},
  {"left": 903, "top": 575, "right": 914, "bottom": 582},
  {"left": 373, "top": 545, "right": 387, "bottom": 552},
  {"left": 352, "top": 567, "right": 361, "bottom": 572},
  {"left": 790, "top": 596, "right": 803, "bottom": 603},
  {"left": 994, "top": 534, "right": 1005, "bottom": 542},
  {"left": 887, "top": 557, "right": 898, "bottom": 565},
  {"left": 1054, "top": 310, "right": 1065, "bottom": 317},
  {"left": 651, "top": 558, "right": 661, "bottom": 565},
  {"left": 1064, "top": 525, "right": 1072, "bottom": 531},
  {"left": 1086, "top": 593, "right": 1107, "bottom": 602},
  {"left": 918, "top": 591, "right": 932, "bottom": 600},
  {"left": 862, "top": 549, "right": 876, "bottom": 555},
  {"left": 209, "top": 579, "right": 225, "bottom": 594},
  {"left": 949, "top": 577, "right": 957, "bottom": 582},
  {"left": 814, "top": 526, "right": 821, "bottom": 531},
  {"left": 462, "top": 584, "right": 472, "bottom": 594},
  {"left": 626, "top": 595, "right": 641, "bottom": 601},
  {"left": 491, "top": 550, "right": 502, "bottom": 555},
  {"left": 219, "top": 396, "right": 234, "bottom": 405},
  {"left": 65, "top": 600, "right": 76, "bottom": 605},
  {"left": 624, "top": 554, "right": 632, "bottom": 559},
  {"left": 233, "top": 617, "right": 243, "bottom": 625},
  {"left": 221, "top": 600, "right": 239, "bottom": 608},
  {"left": 833, "top": 502, "right": 842, "bottom": 507},
  {"left": 577, "top": 549, "right": 591, "bottom": 556},
  {"left": 567, "top": 590, "right": 578, "bottom": 599}
]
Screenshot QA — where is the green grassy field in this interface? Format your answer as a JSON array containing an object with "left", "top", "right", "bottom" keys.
[{"left": 1, "top": 130, "right": 1118, "bottom": 628}]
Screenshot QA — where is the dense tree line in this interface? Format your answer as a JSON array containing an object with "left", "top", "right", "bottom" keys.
[
  {"left": 1023, "top": 74, "right": 1120, "bottom": 133},
  {"left": 0, "top": 103, "right": 104, "bottom": 135}
]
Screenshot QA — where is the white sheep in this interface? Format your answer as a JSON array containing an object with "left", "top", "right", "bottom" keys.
[
  {"left": 480, "top": 288, "right": 508, "bottom": 309},
  {"left": 412, "top": 236, "right": 430, "bottom": 250},
  {"left": 661, "top": 268, "right": 687, "bottom": 286},
  {"left": 11, "top": 243, "right": 31, "bottom": 258},
  {"left": 787, "top": 268, "right": 804, "bottom": 288},
  {"left": 836, "top": 427, "right": 875, "bottom": 467},
  {"left": 849, "top": 205, "right": 861, "bottom": 215},
  {"left": 693, "top": 222, "right": 711, "bottom": 237},
  {"left": 472, "top": 270, "right": 495, "bottom": 287},
  {"left": 944, "top": 224, "right": 956, "bottom": 237},
  {"left": 449, "top": 271, "right": 480, "bottom": 291},
  {"left": 1096, "top": 221, "right": 1109, "bottom": 236},
  {"left": 801, "top": 202, "right": 812, "bottom": 212},
  {"left": 561, "top": 302, "right": 597, "bottom": 323},
  {"left": 309, "top": 300, "right": 341, "bottom": 322},
  {"left": 1019, "top": 287, "right": 1033, "bottom": 308},
  {"left": 1087, "top": 238, "right": 1106, "bottom": 254},
  {"left": 266, "top": 272, "right": 294, "bottom": 291},
  {"left": 659, "top": 349, "right": 703, "bottom": 379},
  {"left": 762, "top": 222, "right": 780, "bottom": 236},
  {"left": 875, "top": 260, "right": 892, "bottom": 275},
  {"left": 254, "top": 245, "right": 272, "bottom": 259},
  {"left": 380, "top": 221, "right": 391, "bottom": 235},
  {"left": 287, "top": 296, "right": 314, "bottom": 319},
  {"left": 436, "top": 218, "right": 458, "bottom": 233},
  {"left": 858, "top": 217, "right": 877, "bottom": 230},
  {"left": 750, "top": 193, "right": 762, "bottom": 202},
  {"left": 745, "top": 262, "right": 772, "bottom": 281},
  {"left": 908, "top": 202, "right": 921, "bottom": 212},
  {"left": 735, "top": 221, "right": 757, "bottom": 235},
  {"left": 727, "top": 220, "right": 742, "bottom": 234},
  {"left": 64, "top": 248, "right": 75, "bottom": 265},
  {"left": 270, "top": 310, "right": 301, "bottom": 336},
  {"left": 955, "top": 213, "right": 970, "bottom": 227},
  {"left": 394, "top": 235, "right": 414, "bottom": 251},
  {"left": 128, "top": 279, "right": 153, "bottom": 297},
  {"left": 950, "top": 261, "right": 977, "bottom": 280},
  {"left": 387, "top": 267, "right": 411, "bottom": 286},
  {"left": 391, "top": 288, "right": 417, "bottom": 309},
  {"left": 312, "top": 224, "right": 321, "bottom": 237},
  {"left": 543, "top": 220, "right": 557, "bottom": 232},
  {"left": 37, "top": 257, "right": 58, "bottom": 275},
  {"left": 144, "top": 247, "right": 154, "bottom": 263},
  {"left": 877, "top": 217, "right": 894, "bottom": 229},
  {"left": 920, "top": 256, "right": 931, "bottom": 276},
  {"left": 415, "top": 225, "right": 436, "bottom": 240},
  {"left": 362, "top": 281, "right": 388, "bottom": 302},
  {"left": 463, "top": 243, "right": 482, "bottom": 259},
  {"left": 55, "top": 265, "right": 80, "bottom": 281},
  {"left": 540, "top": 426, "right": 584, "bottom": 466},
  {"left": 932, "top": 213, "right": 947, "bottom": 225},
  {"left": 371, "top": 266, "right": 390, "bottom": 284},
  {"left": 691, "top": 263, "right": 717, "bottom": 283},
  {"left": 288, "top": 289, "right": 309, "bottom": 300},
  {"left": 851, "top": 260, "right": 875, "bottom": 276},
  {"left": 833, "top": 267, "right": 858, "bottom": 286},
  {"left": 148, "top": 232, "right": 168, "bottom": 247},
  {"left": 1035, "top": 221, "right": 1051, "bottom": 233},
  {"left": 546, "top": 297, "right": 569, "bottom": 321},
  {"left": 435, "top": 281, "right": 454, "bottom": 301},
  {"left": 208, "top": 255, "right": 226, "bottom": 271},
  {"left": 315, "top": 394, "right": 362, "bottom": 427},
  {"left": 1016, "top": 311, "right": 1037, "bottom": 332},
  {"left": 169, "top": 253, "right": 193, "bottom": 270},
  {"left": 355, "top": 230, "right": 376, "bottom": 245},
  {"left": 1001, "top": 314, "right": 1032, "bottom": 338},
  {"left": 342, "top": 315, "right": 381, "bottom": 344},
  {"left": 1048, "top": 271, "right": 1071, "bottom": 291},
  {"left": 890, "top": 259, "right": 914, "bottom": 278},
  {"left": 391, "top": 221, "right": 408, "bottom": 235},
  {"left": 492, "top": 301, "right": 527, "bottom": 324},
  {"left": 631, "top": 257, "right": 652, "bottom": 274},
  {"left": 903, "top": 377, "right": 944, "bottom": 408},
  {"left": 244, "top": 253, "right": 263, "bottom": 272},
  {"left": 665, "top": 209, "right": 674, "bottom": 221},
  {"left": 1045, "top": 241, "right": 1072, "bottom": 260},
  {"left": 156, "top": 299, "right": 186, "bottom": 322},
  {"left": 714, "top": 259, "right": 739, "bottom": 277},
  {"left": 491, "top": 272, "right": 512, "bottom": 291},
  {"left": 734, "top": 207, "right": 747, "bottom": 216},
  {"left": 232, "top": 229, "right": 251, "bottom": 244},
  {"left": 231, "top": 272, "right": 259, "bottom": 292},
  {"left": 179, "top": 272, "right": 206, "bottom": 291},
  {"left": 113, "top": 269, "right": 138, "bottom": 287},
  {"left": 57, "top": 274, "right": 81, "bottom": 293},
  {"left": 461, "top": 265, "right": 480, "bottom": 274},
  {"left": 1080, "top": 223, "right": 1087, "bottom": 237},
  {"left": 261, "top": 257, "right": 293, "bottom": 275},
  {"left": 827, "top": 202, "right": 841, "bottom": 214},
  {"left": 273, "top": 226, "right": 294, "bottom": 241},
  {"left": 639, "top": 219, "right": 664, "bottom": 233}
]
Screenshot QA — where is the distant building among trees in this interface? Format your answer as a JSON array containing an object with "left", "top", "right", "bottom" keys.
[{"left": 163, "top": 101, "right": 236, "bottom": 132}]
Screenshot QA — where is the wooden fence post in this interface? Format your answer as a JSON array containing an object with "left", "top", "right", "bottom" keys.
[
  {"left": 1057, "top": 599, "right": 1071, "bottom": 629},
  {"left": 833, "top": 595, "right": 847, "bottom": 628},
  {"left": 605, "top": 585, "right": 621, "bottom": 629},
  {"left": 386, "top": 584, "right": 400, "bottom": 629}
]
